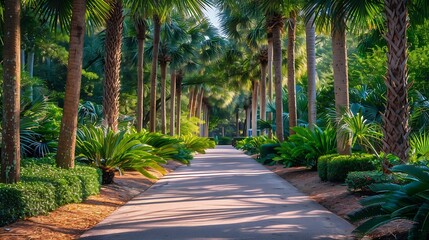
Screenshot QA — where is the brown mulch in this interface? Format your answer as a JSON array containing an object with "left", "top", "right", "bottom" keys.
[
  {"left": 266, "top": 164, "right": 410, "bottom": 240},
  {"left": 0, "top": 161, "right": 182, "bottom": 240}
]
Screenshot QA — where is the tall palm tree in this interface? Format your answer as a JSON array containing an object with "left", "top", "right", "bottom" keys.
[
  {"left": 381, "top": 0, "right": 410, "bottom": 162},
  {"left": 287, "top": 10, "right": 297, "bottom": 135},
  {"left": 1, "top": 0, "right": 21, "bottom": 183},
  {"left": 32, "top": 0, "right": 109, "bottom": 168},
  {"left": 103, "top": 0, "right": 123, "bottom": 132},
  {"left": 56, "top": 0, "right": 89, "bottom": 168},
  {"left": 134, "top": 17, "right": 146, "bottom": 132},
  {"left": 305, "top": 0, "right": 382, "bottom": 154},
  {"left": 148, "top": 0, "right": 212, "bottom": 133},
  {"left": 306, "top": 15, "right": 317, "bottom": 129}
]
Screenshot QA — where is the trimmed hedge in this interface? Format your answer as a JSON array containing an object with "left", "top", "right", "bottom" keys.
[
  {"left": 217, "top": 137, "right": 232, "bottom": 145},
  {"left": 345, "top": 171, "right": 396, "bottom": 192},
  {"left": 0, "top": 157, "right": 101, "bottom": 226},
  {"left": 327, "top": 153, "right": 376, "bottom": 182},
  {"left": 260, "top": 143, "right": 280, "bottom": 159},
  {"left": 317, "top": 154, "right": 339, "bottom": 181}
]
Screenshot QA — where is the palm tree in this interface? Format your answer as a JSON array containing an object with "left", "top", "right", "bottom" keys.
[
  {"left": 306, "top": 15, "right": 317, "bottom": 129},
  {"left": 1, "top": 0, "right": 21, "bottom": 183},
  {"left": 382, "top": 0, "right": 409, "bottom": 162},
  {"left": 134, "top": 17, "right": 146, "bottom": 132},
  {"left": 103, "top": 0, "right": 123, "bottom": 132},
  {"left": 148, "top": 0, "right": 212, "bottom": 133},
  {"left": 287, "top": 10, "right": 297, "bottom": 135},
  {"left": 34, "top": 0, "right": 110, "bottom": 168},
  {"left": 305, "top": 0, "right": 382, "bottom": 154}
]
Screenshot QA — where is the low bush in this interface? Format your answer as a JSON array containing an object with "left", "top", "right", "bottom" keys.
[
  {"left": 217, "top": 136, "right": 232, "bottom": 145},
  {"left": 236, "top": 136, "right": 278, "bottom": 155},
  {"left": 258, "top": 143, "right": 281, "bottom": 165},
  {"left": 327, "top": 153, "right": 377, "bottom": 182},
  {"left": 317, "top": 154, "right": 339, "bottom": 181},
  {"left": 345, "top": 171, "right": 397, "bottom": 192},
  {"left": 0, "top": 157, "right": 101, "bottom": 226},
  {"left": 180, "top": 135, "right": 216, "bottom": 154},
  {"left": 232, "top": 137, "right": 246, "bottom": 147}
]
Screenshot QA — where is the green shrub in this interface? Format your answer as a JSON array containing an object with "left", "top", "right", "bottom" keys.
[
  {"left": 348, "top": 165, "right": 429, "bottom": 239},
  {"left": 0, "top": 158, "right": 101, "bottom": 226},
  {"left": 273, "top": 126, "right": 336, "bottom": 169},
  {"left": 257, "top": 143, "right": 280, "bottom": 165},
  {"left": 217, "top": 136, "right": 232, "bottom": 145},
  {"left": 317, "top": 154, "right": 339, "bottom": 181},
  {"left": 345, "top": 171, "right": 396, "bottom": 192},
  {"left": 236, "top": 136, "right": 278, "bottom": 155},
  {"left": 232, "top": 137, "right": 246, "bottom": 147},
  {"left": 327, "top": 153, "right": 377, "bottom": 182},
  {"left": 180, "top": 135, "right": 216, "bottom": 154}
]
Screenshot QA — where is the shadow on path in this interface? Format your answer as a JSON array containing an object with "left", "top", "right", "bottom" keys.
[{"left": 80, "top": 146, "right": 354, "bottom": 240}]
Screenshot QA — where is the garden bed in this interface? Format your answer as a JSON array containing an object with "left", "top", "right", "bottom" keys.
[{"left": 0, "top": 161, "right": 182, "bottom": 240}]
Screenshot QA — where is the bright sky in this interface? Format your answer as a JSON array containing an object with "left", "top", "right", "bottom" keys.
[{"left": 204, "top": 6, "right": 221, "bottom": 31}]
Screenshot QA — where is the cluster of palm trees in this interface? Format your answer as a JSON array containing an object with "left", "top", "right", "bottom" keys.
[
  {"left": 216, "top": 0, "right": 422, "bottom": 165},
  {"left": 1, "top": 0, "right": 218, "bottom": 183},
  {"left": 0, "top": 0, "right": 425, "bottom": 184}
]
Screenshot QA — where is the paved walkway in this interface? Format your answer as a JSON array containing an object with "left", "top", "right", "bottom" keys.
[{"left": 80, "top": 146, "right": 354, "bottom": 240}]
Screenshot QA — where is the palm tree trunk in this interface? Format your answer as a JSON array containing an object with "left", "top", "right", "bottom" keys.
[
  {"left": 252, "top": 80, "right": 259, "bottom": 137},
  {"left": 160, "top": 61, "right": 167, "bottom": 134},
  {"left": 188, "top": 87, "right": 195, "bottom": 118},
  {"left": 56, "top": 0, "right": 86, "bottom": 169},
  {"left": 332, "top": 26, "right": 351, "bottom": 155},
  {"left": 382, "top": 0, "right": 410, "bottom": 163},
  {"left": 169, "top": 69, "right": 176, "bottom": 136},
  {"left": 1, "top": 0, "right": 21, "bottom": 183},
  {"left": 191, "top": 86, "right": 199, "bottom": 117},
  {"left": 103, "top": 0, "right": 123, "bottom": 132},
  {"left": 236, "top": 111, "right": 240, "bottom": 137},
  {"left": 260, "top": 62, "right": 267, "bottom": 135},
  {"left": 28, "top": 52, "right": 35, "bottom": 102},
  {"left": 246, "top": 106, "right": 251, "bottom": 137},
  {"left": 288, "top": 11, "right": 297, "bottom": 135},
  {"left": 273, "top": 18, "right": 284, "bottom": 141},
  {"left": 176, "top": 72, "right": 183, "bottom": 135},
  {"left": 204, "top": 105, "right": 209, "bottom": 137},
  {"left": 306, "top": 17, "right": 317, "bottom": 129},
  {"left": 135, "top": 19, "right": 146, "bottom": 132},
  {"left": 267, "top": 36, "right": 273, "bottom": 138},
  {"left": 196, "top": 87, "right": 204, "bottom": 119},
  {"left": 149, "top": 14, "right": 161, "bottom": 132}
]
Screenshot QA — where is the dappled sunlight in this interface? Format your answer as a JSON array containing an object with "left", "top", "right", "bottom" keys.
[{"left": 81, "top": 146, "right": 354, "bottom": 240}]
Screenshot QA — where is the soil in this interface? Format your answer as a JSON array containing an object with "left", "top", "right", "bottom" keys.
[
  {"left": 0, "top": 161, "right": 182, "bottom": 240},
  {"left": 0, "top": 159, "right": 410, "bottom": 239}
]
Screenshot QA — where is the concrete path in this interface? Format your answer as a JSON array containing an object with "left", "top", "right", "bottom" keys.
[{"left": 80, "top": 146, "right": 354, "bottom": 240}]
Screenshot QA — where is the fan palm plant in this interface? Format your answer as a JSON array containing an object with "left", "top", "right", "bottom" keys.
[{"left": 75, "top": 125, "right": 167, "bottom": 184}]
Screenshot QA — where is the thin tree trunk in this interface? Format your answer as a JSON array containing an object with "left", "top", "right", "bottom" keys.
[
  {"left": 382, "top": 0, "right": 410, "bottom": 163},
  {"left": 135, "top": 19, "right": 146, "bottom": 132},
  {"left": 188, "top": 87, "right": 194, "bottom": 118},
  {"left": 332, "top": 26, "right": 351, "bottom": 155},
  {"left": 191, "top": 86, "right": 199, "bottom": 117},
  {"left": 149, "top": 14, "right": 161, "bottom": 132},
  {"left": 267, "top": 37, "right": 273, "bottom": 139},
  {"left": 260, "top": 62, "right": 267, "bottom": 135},
  {"left": 21, "top": 50, "right": 25, "bottom": 71},
  {"left": 196, "top": 87, "right": 204, "bottom": 119},
  {"left": 28, "top": 52, "right": 35, "bottom": 102},
  {"left": 306, "top": 17, "right": 317, "bottom": 129},
  {"left": 169, "top": 69, "right": 176, "bottom": 136},
  {"left": 160, "top": 61, "right": 167, "bottom": 134},
  {"left": 176, "top": 72, "right": 183, "bottom": 135},
  {"left": 273, "top": 20, "right": 284, "bottom": 141},
  {"left": 103, "top": 0, "right": 123, "bottom": 132},
  {"left": 236, "top": 111, "right": 240, "bottom": 137},
  {"left": 252, "top": 80, "right": 259, "bottom": 137},
  {"left": 204, "top": 105, "right": 209, "bottom": 137},
  {"left": 1, "top": 0, "right": 21, "bottom": 183},
  {"left": 56, "top": 0, "right": 86, "bottom": 169},
  {"left": 288, "top": 11, "right": 297, "bottom": 135}
]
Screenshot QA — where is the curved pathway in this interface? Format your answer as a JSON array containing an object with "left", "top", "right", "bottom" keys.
[{"left": 80, "top": 146, "right": 354, "bottom": 240}]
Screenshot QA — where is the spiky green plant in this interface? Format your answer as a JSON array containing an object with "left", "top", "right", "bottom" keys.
[
  {"left": 348, "top": 164, "right": 429, "bottom": 239},
  {"left": 410, "top": 133, "right": 429, "bottom": 163},
  {"left": 179, "top": 135, "right": 216, "bottom": 154},
  {"left": 75, "top": 126, "right": 167, "bottom": 181}
]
